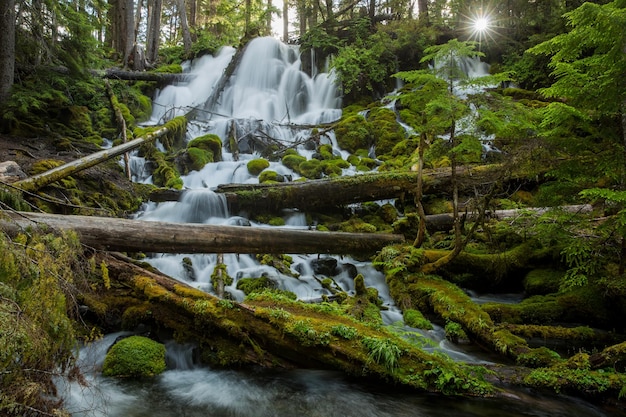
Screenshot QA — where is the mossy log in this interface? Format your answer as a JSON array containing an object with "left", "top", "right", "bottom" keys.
[
  {"left": 149, "top": 166, "right": 503, "bottom": 213},
  {"left": 87, "top": 252, "right": 495, "bottom": 396},
  {"left": 13, "top": 117, "right": 186, "bottom": 192},
  {"left": 1, "top": 211, "right": 404, "bottom": 255},
  {"left": 424, "top": 205, "right": 593, "bottom": 232}
]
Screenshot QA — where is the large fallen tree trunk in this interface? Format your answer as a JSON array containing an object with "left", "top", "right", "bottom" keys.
[
  {"left": 147, "top": 165, "right": 510, "bottom": 214},
  {"left": 1, "top": 211, "right": 404, "bottom": 255},
  {"left": 81, "top": 251, "right": 496, "bottom": 396},
  {"left": 424, "top": 204, "right": 594, "bottom": 232},
  {"left": 12, "top": 117, "right": 186, "bottom": 193}
]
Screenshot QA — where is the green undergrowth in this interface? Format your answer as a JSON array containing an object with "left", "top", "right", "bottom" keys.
[{"left": 0, "top": 229, "right": 93, "bottom": 416}]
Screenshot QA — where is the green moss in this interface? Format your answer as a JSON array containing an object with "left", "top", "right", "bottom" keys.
[
  {"left": 186, "top": 147, "right": 213, "bottom": 172},
  {"left": 259, "top": 170, "right": 283, "bottom": 183},
  {"left": 102, "top": 335, "right": 166, "bottom": 378},
  {"left": 247, "top": 158, "right": 270, "bottom": 175},
  {"left": 121, "top": 304, "right": 153, "bottom": 329},
  {"left": 188, "top": 134, "right": 222, "bottom": 161},
  {"left": 339, "top": 217, "right": 377, "bottom": 233},
  {"left": 368, "top": 107, "right": 406, "bottom": 157},
  {"left": 516, "top": 346, "right": 561, "bottom": 368},
  {"left": 523, "top": 269, "right": 564, "bottom": 296},
  {"left": 256, "top": 254, "right": 296, "bottom": 277},
  {"left": 299, "top": 159, "right": 323, "bottom": 179},
  {"left": 237, "top": 277, "right": 278, "bottom": 295},
  {"left": 282, "top": 154, "right": 306, "bottom": 171},
  {"left": 403, "top": 309, "right": 433, "bottom": 330},
  {"left": 335, "top": 114, "right": 372, "bottom": 153}
]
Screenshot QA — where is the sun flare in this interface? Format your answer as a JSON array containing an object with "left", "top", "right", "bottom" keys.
[{"left": 474, "top": 17, "right": 490, "bottom": 32}]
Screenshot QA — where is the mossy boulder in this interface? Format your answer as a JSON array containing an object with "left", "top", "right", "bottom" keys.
[
  {"left": 335, "top": 114, "right": 372, "bottom": 153},
  {"left": 236, "top": 277, "right": 278, "bottom": 295},
  {"left": 102, "top": 335, "right": 166, "bottom": 378},
  {"left": 523, "top": 269, "right": 563, "bottom": 296},
  {"left": 187, "top": 134, "right": 223, "bottom": 167},
  {"left": 338, "top": 217, "right": 377, "bottom": 233},
  {"left": 299, "top": 159, "right": 323, "bottom": 179},
  {"left": 282, "top": 154, "right": 306, "bottom": 171},
  {"left": 403, "top": 308, "right": 433, "bottom": 330},
  {"left": 247, "top": 158, "right": 270, "bottom": 175},
  {"left": 259, "top": 170, "right": 284, "bottom": 183},
  {"left": 368, "top": 107, "right": 405, "bottom": 157}
]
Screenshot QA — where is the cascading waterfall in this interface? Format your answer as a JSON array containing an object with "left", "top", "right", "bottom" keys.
[{"left": 58, "top": 37, "right": 620, "bottom": 417}]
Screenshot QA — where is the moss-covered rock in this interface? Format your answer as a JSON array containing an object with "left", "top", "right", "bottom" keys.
[
  {"left": 335, "top": 114, "right": 372, "bottom": 153},
  {"left": 523, "top": 269, "right": 563, "bottom": 296},
  {"left": 259, "top": 170, "right": 284, "bottom": 183},
  {"left": 188, "top": 134, "right": 222, "bottom": 156},
  {"left": 299, "top": 159, "right": 323, "bottom": 179},
  {"left": 236, "top": 277, "right": 278, "bottom": 295},
  {"left": 368, "top": 107, "right": 406, "bottom": 157},
  {"left": 102, "top": 335, "right": 166, "bottom": 378},
  {"left": 403, "top": 308, "right": 433, "bottom": 330},
  {"left": 282, "top": 154, "right": 306, "bottom": 171},
  {"left": 247, "top": 158, "right": 270, "bottom": 175}
]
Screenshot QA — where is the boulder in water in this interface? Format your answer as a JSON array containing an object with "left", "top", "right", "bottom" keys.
[{"left": 102, "top": 335, "right": 166, "bottom": 378}]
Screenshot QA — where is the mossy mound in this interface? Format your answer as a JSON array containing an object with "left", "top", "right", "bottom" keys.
[
  {"left": 282, "top": 153, "right": 306, "bottom": 171},
  {"left": 259, "top": 170, "right": 284, "bottom": 183},
  {"left": 523, "top": 268, "right": 563, "bottom": 296},
  {"left": 184, "top": 134, "right": 223, "bottom": 172},
  {"left": 247, "top": 158, "right": 270, "bottom": 175},
  {"left": 102, "top": 335, "right": 166, "bottom": 378},
  {"left": 335, "top": 114, "right": 372, "bottom": 153},
  {"left": 368, "top": 107, "right": 406, "bottom": 157},
  {"left": 236, "top": 277, "right": 278, "bottom": 295}
]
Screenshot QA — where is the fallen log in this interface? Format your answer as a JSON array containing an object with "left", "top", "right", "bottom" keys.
[
  {"left": 424, "top": 204, "right": 594, "bottom": 232},
  {"left": 1, "top": 211, "right": 404, "bottom": 255},
  {"left": 12, "top": 117, "right": 186, "bottom": 193},
  {"left": 82, "top": 251, "right": 496, "bottom": 396},
  {"left": 146, "top": 165, "right": 512, "bottom": 214}
]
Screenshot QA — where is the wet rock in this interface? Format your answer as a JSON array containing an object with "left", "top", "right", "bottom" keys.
[
  {"left": 0, "top": 161, "right": 27, "bottom": 183},
  {"left": 337, "top": 262, "right": 358, "bottom": 279},
  {"left": 310, "top": 258, "right": 338, "bottom": 276}
]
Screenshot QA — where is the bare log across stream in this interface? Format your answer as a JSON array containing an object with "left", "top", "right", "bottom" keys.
[{"left": 1, "top": 211, "right": 404, "bottom": 255}]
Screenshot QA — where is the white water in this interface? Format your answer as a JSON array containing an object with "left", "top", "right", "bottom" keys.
[{"left": 60, "top": 38, "right": 623, "bottom": 417}]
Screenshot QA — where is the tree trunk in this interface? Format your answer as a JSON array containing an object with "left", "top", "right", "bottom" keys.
[
  {"left": 13, "top": 120, "right": 182, "bottom": 192},
  {"left": 149, "top": 166, "right": 504, "bottom": 213},
  {"left": 0, "top": 0, "right": 15, "bottom": 106},
  {"left": 111, "top": 0, "right": 135, "bottom": 66},
  {"left": 413, "top": 132, "right": 427, "bottom": 247},
  {"left": 178, "top": 0, "right": 193, "bottom": 55},
  {"left": 417, "top": 0, "right": 429, "bottom": 24},
  {"left": 1, "top": 211, "right": 405, "bottom": 255},
  {"left": 283, "top": 0, "right": 289, "bottom": 42},
  {"left": 105, "top": 80, "right": 131, "bottom": 180},
  {"left": 146, "top": 0, "right": 163, "bottom": 64}
]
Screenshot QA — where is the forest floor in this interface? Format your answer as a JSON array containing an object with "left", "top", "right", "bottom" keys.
[{"left": 0, "top": 134, "right": 134, "bottom": 196}]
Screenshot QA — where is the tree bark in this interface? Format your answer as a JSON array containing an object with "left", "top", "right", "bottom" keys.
[
  {"left": 146, "top": 0, "right": 163, "bottom": 64},
  {"left": 1, "top": 211, "right": 405, "bottom": 255},
  {"left": 0, "top": 0, "right": 16, "bottom": 106},
  {"left": 417, "top": 0, "right": 429, "bottom": 24},
  {"left": 13, "top": 121, "right": 180, "bottom": 192},
  {"left": 177, "top": 0, "right": 193, "bottom": 55}
]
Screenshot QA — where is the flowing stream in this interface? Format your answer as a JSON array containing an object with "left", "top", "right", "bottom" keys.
[{"left": 61, "top": 37, "right": 624, "bottom": 417}]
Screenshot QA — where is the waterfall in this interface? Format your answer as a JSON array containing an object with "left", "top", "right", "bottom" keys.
[{"left": 136, "top": 37, "right": 365, "bottom": 306}]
